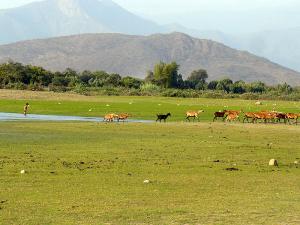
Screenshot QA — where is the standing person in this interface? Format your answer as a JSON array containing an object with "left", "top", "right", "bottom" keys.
[{"left": 23, "top": 103, "right": 29, "bottom": 116}]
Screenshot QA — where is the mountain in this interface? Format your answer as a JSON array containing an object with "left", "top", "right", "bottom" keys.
[
  {"left": 228, "top": 28, "right": 300, "bottom": 73},
  {"left": 1, "top": 32, "right": 300, "bottom": 85},
  {"left": 0, "top": 0, "right": 300, "bottom": 74},
  {"left": 0, "top": 0, "right": 163, "bottom": 45}
]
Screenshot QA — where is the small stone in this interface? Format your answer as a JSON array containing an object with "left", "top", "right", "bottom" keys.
[
  {"left": 20, "top": 170, "right": 26, "bottom": 174},
  {"left": 269, "top": 159, "right": 278, "bottom": 166},
  {"left": 294, "top": 161, "right": 299, "bottom": 165},
  {"left": 143, "top": 180, "right": 150, "bottom": 184}
]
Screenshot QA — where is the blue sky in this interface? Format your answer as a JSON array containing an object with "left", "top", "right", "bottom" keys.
[{"left": 0, "top": 0, "right": 299, "bottom": 33}]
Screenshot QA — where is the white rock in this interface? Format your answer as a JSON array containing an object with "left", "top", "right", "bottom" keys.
[
  {"left": 269, "top": 159, "right": 278, "bottom": 166},
  {"left": 143, "top": 180, "right": 150, "bottom": 184},
  {"left": 294, "top": 161, "right": 299, "bottom": 165},
  {"left": 20, "top": 170, "right": 26, "bottom": 174}
]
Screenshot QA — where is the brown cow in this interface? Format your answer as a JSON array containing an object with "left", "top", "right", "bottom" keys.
[
  {"left": 226, "top": 113, "right": 239, "bottom": 122},
  {"left": 253, "top": 112, "right": 276, "bottom": 124},
  {"left": 117, "top": 113, "right": 130, "bottom": 122},
  {"left": 275, "top": 112, "right": 287, "bottom": 124},
  {"left": 213, "top": 111, "right": 226, "bottom": 122},
  {"left": 224, "top": 110, "right": 241, "bottom": 115},
  {"left": 186, "top": 110, "right": 204, "bottom": 122},
  {"left": 286, "top": 113, "right": 299, "bottom": 125},
  {"left": 242, "top": 112, "right": 256, "bottom": 123},
  {"left": 103, "top": 113, "right": 118, "bottom": 122}
]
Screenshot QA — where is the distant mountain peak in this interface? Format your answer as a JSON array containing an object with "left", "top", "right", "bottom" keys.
[
  {"left": 54, "top": 0, "right": 85, "bottom": 17},
  {"left": 99, "top": 0, "right": 119, "bottom": 6}
]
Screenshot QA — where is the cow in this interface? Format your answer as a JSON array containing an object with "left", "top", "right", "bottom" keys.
[
  {"left": 242, "top": 112, "right": 256, "bottom": 123},
  {"left": 213, "top": 111, "right": 226, "bottom": 122},
  {"left": 274, "top": 112, "right": 287, "bottom": 124},
  {"left": 286, "top": 113, "right": 299, "bottom": 125},
  {"left": 224, "top": 110, "right": 241, "bottom": 121},
  {"left": 117, "top": 113, "right": 130, "bottom": 122},
  {"left": 224, "top": 110, "right": 241, "bottom": 115},
  {"left": 253, "top": 111, "right": 276, "bottom": 124},
  {"left": 156, "top": 113, "right": 171, "bottom": 123},
  {"left": 226, "top": 113, "right": 239, "bottom": 122},
  {"left": 186, "top": 110, "right": 204, "bottom": 122},
  {"left": 103, "top": 113, "right": 118, "bottom": 122}
]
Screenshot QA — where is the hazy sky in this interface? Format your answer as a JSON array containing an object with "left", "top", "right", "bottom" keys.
[
  {"left": 0, "top": 0, "right": 299, "bottom": 33},
  {"left": 0, "top": 0, "right": 298, "bottom": 10}
]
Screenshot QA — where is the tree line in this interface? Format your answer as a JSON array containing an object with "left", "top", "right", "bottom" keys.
[{"left": 0, "top": 61, "right": 298, "bottom": 97}]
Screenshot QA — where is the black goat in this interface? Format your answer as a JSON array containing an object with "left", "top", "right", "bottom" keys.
[{"left": 156, "top": 113, "right": 171, "bottom": 122}]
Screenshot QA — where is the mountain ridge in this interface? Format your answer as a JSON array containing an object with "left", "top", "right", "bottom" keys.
[
  {"left": 1, "top": 32, "right": 300, "bottom": 85},
  {"left": 0, "top": 0, "right": 300, "bottom": 75}
]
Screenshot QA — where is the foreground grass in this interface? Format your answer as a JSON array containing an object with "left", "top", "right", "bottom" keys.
[
  {"left": 0, "top": 89, "right": 300, "bottom": 122},
  {"left": 0, "top": 121, "right": 299, "bottom": 225}
]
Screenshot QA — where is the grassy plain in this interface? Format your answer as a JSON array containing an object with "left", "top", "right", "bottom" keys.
[
  {"left": 0, "top": 89, "right": 300, "bottom": 121},
  {"left": 0, "top": 90, "right": 300, "bottom": 224}
]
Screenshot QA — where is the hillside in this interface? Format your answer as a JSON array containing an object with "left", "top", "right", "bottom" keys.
[
  {"left": 0, "top": 32, "right": 300, "bottom": 85},
  {"left": 0, "top": 0, "right": 300, "bottom": 73},
  {"left": 0, "top": 0, "right": 162, "bottom": 45},
  {"left": 229, "top": 27, "right": 300, "bottom": 72}
]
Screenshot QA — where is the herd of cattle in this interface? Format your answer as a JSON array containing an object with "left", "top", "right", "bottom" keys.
[
  {"left": 213, "top": 110, "right": 299, "bottom": 124},
  {"left": 103, "top": 110, "right": 299, "bottom": 124}
]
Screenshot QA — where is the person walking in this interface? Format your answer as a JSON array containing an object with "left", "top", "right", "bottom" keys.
[{"left": 23, "top": 103, "right": 29, "bottom": 116}]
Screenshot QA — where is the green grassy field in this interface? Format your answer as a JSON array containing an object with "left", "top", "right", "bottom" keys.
[
  {"left": 0, "top": 90, "right": 300, "bottom": 225},
  {"left": 0, "top": 90, "right": 300, "bottom": 122}
]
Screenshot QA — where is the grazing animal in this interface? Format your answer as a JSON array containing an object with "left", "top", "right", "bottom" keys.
[
  {"left": 156, "top": 113, "right": 171, "bottom": 122},
  {"left": 103, "top": 113, "right": 118, "bottom": 122},
  {"left": 117, "top": 113, "right": 130, "bottom": 122},
  {"left": 253, "top": 112, "right": 268, "bottom": 123},
  {"left": 286, "top": 113, "right": 299, "bottom": 125},
  {"left": 224, "top": 110, "right": 241, "bottom": 122},
  {"left": 224, "top": 110, "right": 241, "bottom": 115},
  {"left": 242, "top": 112, "right": 256, "bottom": 123},
  {"left": 252, "top": 112, "right": 276, "bottom": 124},
  {"left": 186, "top": 110, "right": 204, "bottom": 122},
  {"left": 213, "top": 111, "right": 226, "bottom": 122},
  {"left": 275, "top": 112, "right": 287, "bottom": 124},
  {"left": 226, "top": 113, "right": 239, "bottom": 122}
]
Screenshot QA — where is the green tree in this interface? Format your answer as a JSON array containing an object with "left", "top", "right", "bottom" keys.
[
  {"left": 52, "top": 72, "right": 70, "bottom": 87},
  {"left": 121, "top": 76, "right": 142, "bottom": 89},
  {"left": 153, "top": 61, "right": 167, "bottom": 87},
  {"left": 208, "top": 80, "right": 218, "bottom": 90},
  {"left": 232, "top": 80, "right": 246, "bottom": 94},
  {"left": 176, "top": 74, "right": 184, "bottom": 89},
  {"left": 248, "top": 81, "right": 266, "bottom": 93},
  {"left": 89, "top": 71, "right": 109, "bottom": 87},
  {"left": 216, "top": 78, "right": 233, "bottom": 93},
  {"left": 105, "top": 73, "right": 122, "bottom": 87},
  {"left": 277, "top": 83, "right": 293, "bottom": 94},
  {"left": 79, "top": 70, "right": 93, "bottom": 84},
  {"left": 153, "top": 61, "right": 180, "bottom": 88},
  {"left": 187, "top": 69, "right": 208, "bottom": 86}
]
